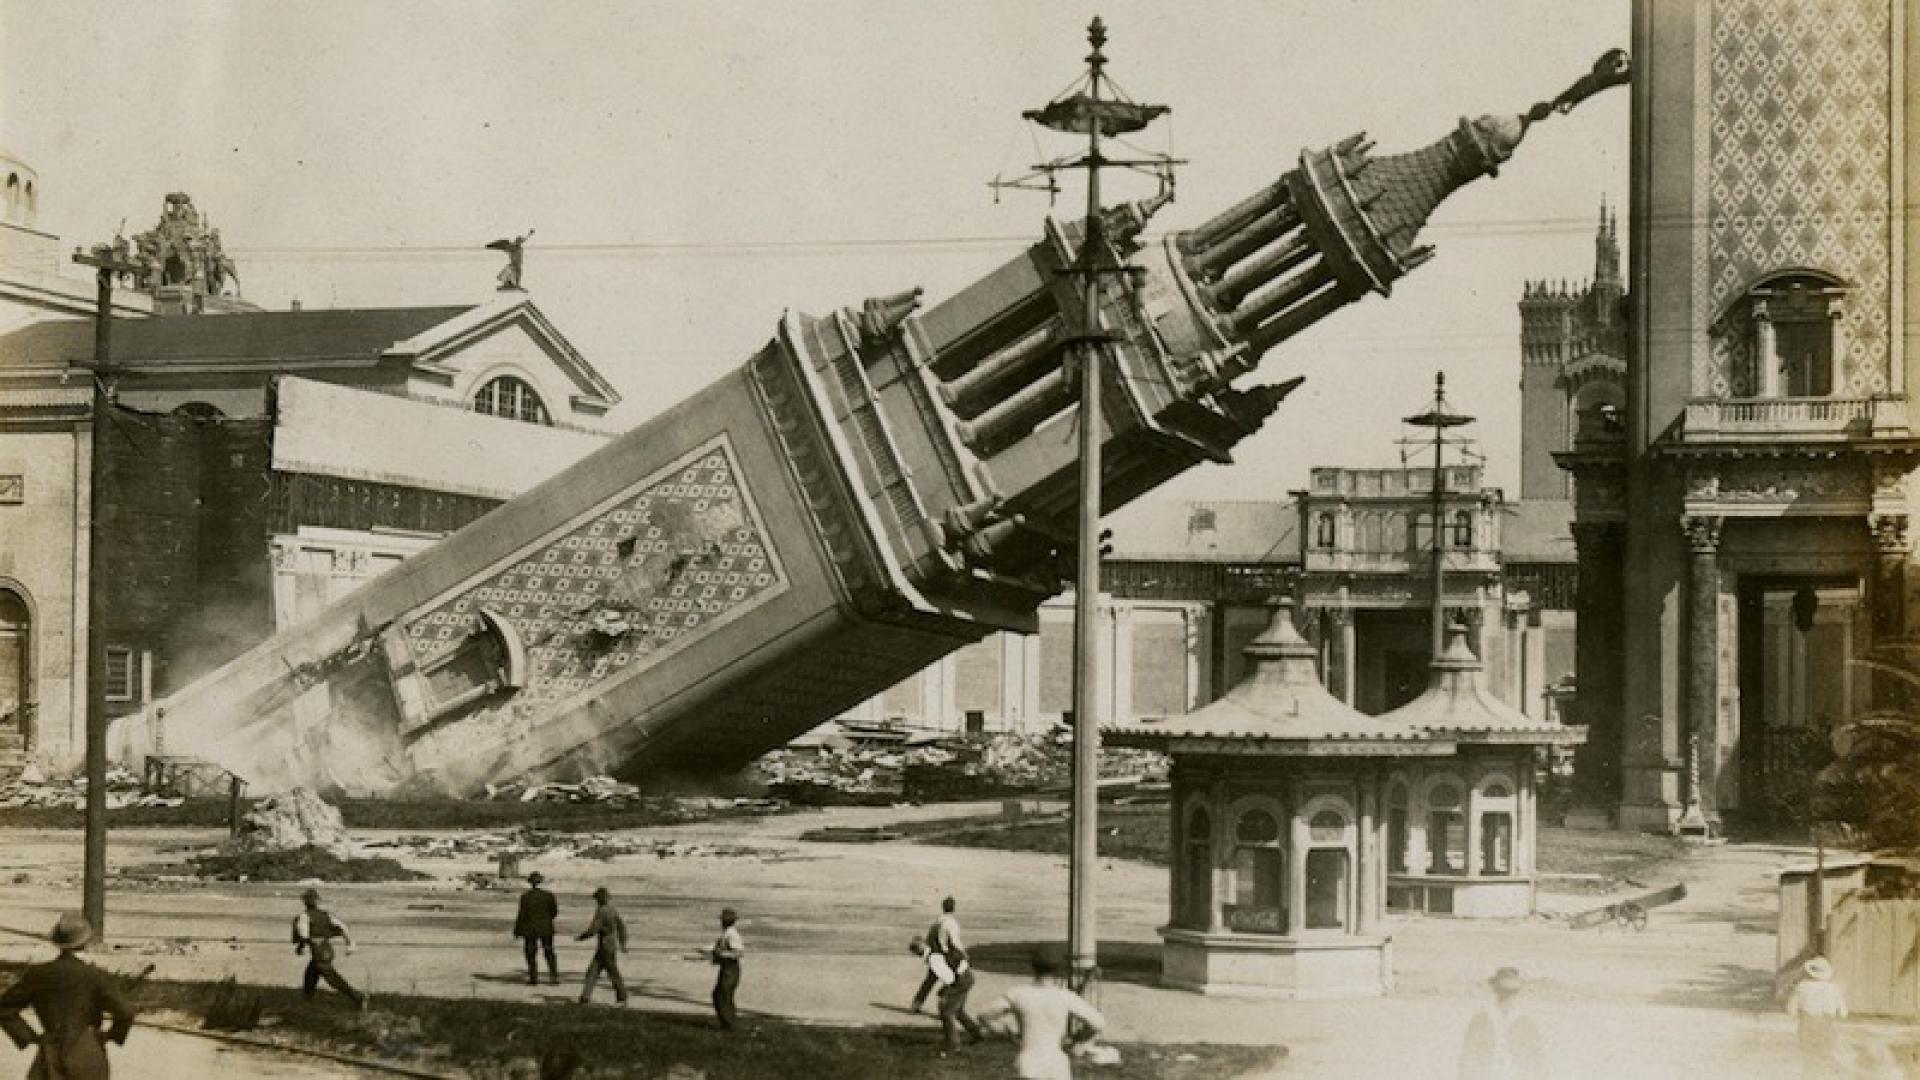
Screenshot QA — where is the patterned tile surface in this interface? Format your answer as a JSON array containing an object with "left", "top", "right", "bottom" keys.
[
  {"left": 402, "top": 436, "right": 786, "bottom": 710},
  {"left": 1703, "top": 0, "right": 1891, "bottom": 396}
]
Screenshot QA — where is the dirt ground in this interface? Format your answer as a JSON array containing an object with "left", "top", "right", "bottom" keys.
[{"left": 0, "top": 802, "right": 1912, "bottom": 1079}]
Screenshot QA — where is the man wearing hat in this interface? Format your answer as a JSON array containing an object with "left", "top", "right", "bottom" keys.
[
  {"left": 0, "top": 912, "right": 136, "bottom": 1079},
  {"left": 575, "top": 886, "right": 629, "bottom": 1005},
  {"left": 1784, "top": 955, "right": 1848, "bottom": 1073},
  {"left": 292, "top": 888, "right": 368, "bottom": 1010},
  {"left": 707, "top": 907, "right": 745, "bottom": 1030},
  {"left": 1458, "top": 966, "right": 1547, "bottom": 1080},
  {"left": 513, "top": 871, "right": 561, "bottom": 986}
]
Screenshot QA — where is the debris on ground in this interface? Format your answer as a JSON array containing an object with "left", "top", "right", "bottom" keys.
[
  {"left": 479, "top": 775, "right": 650, "bottom": 804},
  {"left": 751, "top": 728, "right": 1168, "bottom": 801},
  {"left": 364, "top": 826, "right": 773, "bottom": 870},
  {"left": 0, "top": 764, "right": 182, "bottom": 810},
  {"left": 234, "top": 787, "right": 354, "bottom": 857},
  {"left": 190, "top": 844, "right": 430, "bottom": 883}
]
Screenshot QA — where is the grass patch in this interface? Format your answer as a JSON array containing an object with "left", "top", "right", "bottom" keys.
[
  {"left": 913, "top": 805, "right": 1171, "bottom": 866},
  {"left": 1535, "top": 829, "right": 1688, "bottom": 889},
  {"left": 26, "top": 964, "right": 1281, "bottom": 1080},
  {"left": 0, "top": 796, "right": 736, "bottom": 832},
  {"left": 189, "top": 845, "right": 431, "bottom": 883}
]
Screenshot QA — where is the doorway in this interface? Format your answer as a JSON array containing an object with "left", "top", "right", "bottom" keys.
[
  {"left": 1736, "top": 577, "right": 1859, "bottom": 819},
  {"left": 0, "top": 589, "right": 29, "bottom": 744}
]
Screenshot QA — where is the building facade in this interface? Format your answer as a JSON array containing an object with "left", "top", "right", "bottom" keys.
[
  {"left": 1567, "top": 0, "right": 1920, "bottom": 829},
  {"left": 0, "top": 183, "right": 620, "bottom": 770}
]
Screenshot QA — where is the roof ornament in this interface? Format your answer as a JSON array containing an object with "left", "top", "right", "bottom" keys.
[{"left": 488, "top": 229, "right": 534, "bottom": 292}]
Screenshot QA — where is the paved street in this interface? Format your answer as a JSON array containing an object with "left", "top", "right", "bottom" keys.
[{"left": 0, "top": 805, "right": 1909, "bottom": 1078}]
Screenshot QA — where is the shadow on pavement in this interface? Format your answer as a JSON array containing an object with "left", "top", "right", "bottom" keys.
[
  {"left": 967, "top": 941, "right": 1162, "bottom": 989},
  {"left": 1647, "top": 961, "right": 1777, "bottom": 1013}
]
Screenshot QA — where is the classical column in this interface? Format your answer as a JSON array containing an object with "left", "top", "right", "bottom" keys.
[
  {"left": 1357, "top": 775, "right": 1378, "bottom": 935},
  {"left": 1570, "top": 521, "right": 1626, "bottom": 804},
  {"left": 1681, "top": 515, "right": 1724, "bottom": 823},
  {"left": 1871, "top": 512, "right": 1909, "bottom": 707},
  {"left": 1333, "top": 608, "right": 1357, "bottom": 706},
  {"left": 1753, "top": 299, "right": 1778, "bottom": 398}
]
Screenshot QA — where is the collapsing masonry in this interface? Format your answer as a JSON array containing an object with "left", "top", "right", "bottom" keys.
[{"left": 122, "top": 55, "right": 1629, "bottom": 797}]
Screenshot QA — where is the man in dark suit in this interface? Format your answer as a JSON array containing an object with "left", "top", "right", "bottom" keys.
[
  {"left": 0, "top": 912, "right": 136, "bottom": 1079},
  {"left": 514, "top": 871, "right": 561, "bottom": 986}
]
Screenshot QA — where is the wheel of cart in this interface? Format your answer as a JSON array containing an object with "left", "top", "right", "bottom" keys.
[{"left": 1614, "top": 900, "right": 1648, "bottom": 931}]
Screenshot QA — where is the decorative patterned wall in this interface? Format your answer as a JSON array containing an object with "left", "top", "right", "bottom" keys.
[
  {"left": 1703, "top": 0, "right": 1892, "bottom": 397},
  {"left": 402, "top": 436, "right": 787, "bottom": 712}
]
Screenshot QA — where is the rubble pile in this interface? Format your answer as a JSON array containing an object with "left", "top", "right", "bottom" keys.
[
  {"left": 234, "top": 787, "right": 353, "bottom": 858},
  {"left": 0, "top": 764, "right": 182, "bottom": 810},
  {"left": 479, "top": 775, "right": 649, "bottom": 804},
  {"left": 365, "top": 826, "right": 767, "bottom": 864},
  {"left": 752, "top": 731, "right": 1169, "bottom": 801}
]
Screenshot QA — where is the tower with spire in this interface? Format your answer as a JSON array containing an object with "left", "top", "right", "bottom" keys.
[{"left": 1517, "top": 200, "right": 1628, "bottom": 501}]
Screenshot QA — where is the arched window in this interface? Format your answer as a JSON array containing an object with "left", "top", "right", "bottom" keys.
[
  {"left": 1230, "top": 806, "right": 1286, "bottom": 933},
  {"left": 1182, "top": 807, "right": 1213, "bottom": 930},
  {"left": 472, "top": 376, "right": 551, "bottom": 426},
  {"left": 1477, "top": 777, "right": 1516, "bottom": 876},
  {"left": 1426, "top": 783, "right": 1465, "bottom": 874},
  {"left": 1304, "top": 806, "right": 1351, "bottom": 931},
  {"left": 1451, "top": 510, "right": 1474, "bottom": 548},
  {"left": 1314, "top": 512, "right": 1336, "bottom": 549},
  {"left": 0, "top": 589, "right": 29, "bottom": 746},
  {"left": 1743, "top": 271, "right": 1849, "bottom": 399}
]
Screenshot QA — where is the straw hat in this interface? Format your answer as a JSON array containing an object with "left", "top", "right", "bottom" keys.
[
  {"left": 1803, "top": 957, "right": 1833, "bottom": 980},
  {"left": 1488, "top": 966, "right": 1524, "bottom": 992},
  {"left": 49, "top": 912, "right": 93, "bottom": 951}
]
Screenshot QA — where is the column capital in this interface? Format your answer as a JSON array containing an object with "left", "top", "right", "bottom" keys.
[
  {"left": 1871, "top": 512, "right": 1909, "bottom": 554},
  {"left": 1681, "top": 515, "right": 1723, "bottom": 553}
]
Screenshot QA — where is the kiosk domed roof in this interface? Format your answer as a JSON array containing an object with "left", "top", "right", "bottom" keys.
[
  {"left": 1385, "top": 621, "right": 1584, "bottom": 745},
  {"left": 1107, "top": 599, "right": 1442, "bottom": 756}
]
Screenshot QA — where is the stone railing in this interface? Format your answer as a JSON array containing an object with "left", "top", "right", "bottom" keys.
[
  {"left": 1683, "top": 396, "right": 1909, "bottom": 443},
  {"left": 1302, "top": 548, "right": 1501, "bottom": 575}
]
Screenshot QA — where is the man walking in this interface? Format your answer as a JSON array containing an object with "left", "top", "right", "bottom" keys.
[
  {"left": 707, "top": 908, "right": 744, "bottom": 1030},
  {"left": 909, "top": 896, "right": 965, "bottom": 1013},
  {"left": 977, "top": 946, "right": 1104, "bottom": 1080},
  {"left": 576, "top": 887, "right": 629, "bottom": 1005},
  {"left": 910, "top": 935, "right": 983, "bottom": 1051},
  {"left": 0, "top": 912, "right": 136, "bottom": 1079},
  {"left": 292, "top": 888, "right": 368, "bottom": 1010},
  {"left": 1458, "top": 966, "right": 1548, "bottom": 1080},
  {"left": 514, "top": 871, "right": 560, "bottom": 986}
]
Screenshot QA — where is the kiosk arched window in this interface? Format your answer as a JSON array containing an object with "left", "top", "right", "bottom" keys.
[
  {"left": 1304, "top": 808, "right": 1351, "bottom": 930},
  {"left": 1477, "top": 778, "right": 1516, "bottom": 876},
  {"left": 1426, "top": 783, "right": 1466, "bottom": 873},
  {"left": 1229, "top": 806, "right": 1285, "bottom": 933}
]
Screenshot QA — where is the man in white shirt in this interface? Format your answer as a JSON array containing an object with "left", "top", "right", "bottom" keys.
[
  {"left": 977, "top": 947, "right": 1104, "bottom": 1080},
  {"left": 292, "top": 888, "right": 368, "bottom": 1010}
]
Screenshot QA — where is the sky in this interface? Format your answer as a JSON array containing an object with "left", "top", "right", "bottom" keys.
[{"left": 0, "top": 1, "right": 1629, "bottom": 510}]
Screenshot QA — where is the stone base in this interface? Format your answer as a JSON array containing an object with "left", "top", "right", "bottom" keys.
[
  {"left": 1159, "top": 927, "right": 1392, "bottom": 999},
  {"left": 1615, "top": 801, "right": 1682, "bottom": 834},
  {"left": 1561, "top": 803, "right": 1616, "bottom": 831},
  {"left": 1388, "top": 874, "right": 1536, "bottom": 918}
]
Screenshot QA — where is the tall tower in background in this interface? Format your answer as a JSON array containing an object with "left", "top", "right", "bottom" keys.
[{"left": 1517, "top": 204, "right": 1627, "bottom": 502}]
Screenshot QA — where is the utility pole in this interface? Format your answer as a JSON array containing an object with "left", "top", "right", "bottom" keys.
[
  {"left": 1401, "top": 372, "right": 1476, "bottom": 659},
  {"left": 72, "top": 240, "right": 140, "bottom": 939},
  {"left": 998, "top": 16, "right": 1177, "bottom": 998}
]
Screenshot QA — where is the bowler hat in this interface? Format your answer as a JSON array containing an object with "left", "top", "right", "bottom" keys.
[
  {"left": 527, "top": 872, "right": 544, "bottom": 885},
  {"left": 50, "top": 912, "right": 93, "bottom": 951},
  {"left": 592, "top": 887, "right": 610, "bottom": 900},
  {"left": 1804, "top": 957, "right": 1833, "bottom": 980},
  {"left": 1488, "top": 966, "right": 1524, "bottom": 992}
]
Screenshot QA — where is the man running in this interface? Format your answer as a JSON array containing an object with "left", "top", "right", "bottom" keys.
[
  {"left": 909, "top": 896, "right": 965, "bottom": 1013},
  {"left": 909, "top": 935, "right": 983, "bottom": 1051},
  {"left": 292, "top": 888, "right": 368, "bottom": 1010},
  {"left": 576, "top": 887, "right": 629, "bottom": 1005}
]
